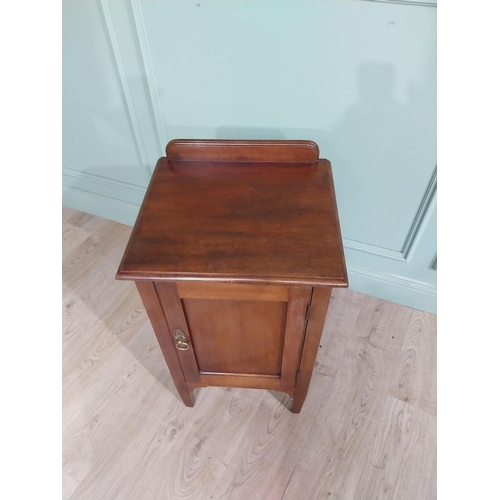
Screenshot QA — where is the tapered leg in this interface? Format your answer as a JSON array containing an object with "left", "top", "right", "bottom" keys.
[
  {"left": 291, "top": 392, "right": 306, "bottom": 414},
  {"left": 176, "top": 384, "right": 194, "bottom": 407},
  {"left": 291, "top": 286, "right": 332, "bottom": 414},
  {"left": 135, "top": 281, "right": 195, "bottom": 407}
]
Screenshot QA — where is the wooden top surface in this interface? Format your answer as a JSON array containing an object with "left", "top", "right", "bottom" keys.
[{"left": 116, "top": 140, "right": 348, "bottom": 286}]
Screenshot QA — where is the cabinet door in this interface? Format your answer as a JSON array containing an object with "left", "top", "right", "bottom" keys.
[{"left": 154, "top": 281, "right": 312, "bottom": 393}]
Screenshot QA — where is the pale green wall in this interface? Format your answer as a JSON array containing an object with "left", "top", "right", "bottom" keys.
[{"left": 63, "top": 0, "right": 437, "bottom": 313}]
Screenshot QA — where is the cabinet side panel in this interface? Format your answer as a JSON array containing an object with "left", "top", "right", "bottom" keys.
[
  {"left": 182, "top": 298, "right": 287, "bottom": 376},
  {"left": 134, "top": 281, "right": 194, "bottom": 406},
  {"left": 280, "top": 286, "right": 313, "bottom": 388},
  {"left": 292, "top": 286, "right": 332, "bottom": 413}
]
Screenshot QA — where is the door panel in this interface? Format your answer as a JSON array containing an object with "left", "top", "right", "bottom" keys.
[
  {"left": 182, "top": 298, "right": 287, "bottom": 376},
  {"left": 155, "top": 281, "right": 312, "bottom": 388}
]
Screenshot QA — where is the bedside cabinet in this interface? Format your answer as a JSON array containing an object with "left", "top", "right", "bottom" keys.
[{"left": 116, "top": 139, "right": 348, "bottom": 413}]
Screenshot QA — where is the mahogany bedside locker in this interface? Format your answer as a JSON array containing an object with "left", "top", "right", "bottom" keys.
[{"left": 116, "top": 139, "right": 348, "bottom": 413}]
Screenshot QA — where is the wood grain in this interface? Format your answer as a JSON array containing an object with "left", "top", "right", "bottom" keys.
[
  {"left": 314, "top": 287, "right": 366, "bottom": 377},
  {"left": 177, "top": 281, "right": 289, "bottom": 301},
  {"left": 63, "top": 206, "right": 78, "bottom": 223},
  {"left": 281, "top": 296, "right": 414, "bottom": 499},
  {"left": 135, "top": 281, "right": 195, "bottom": 406},
  {"left": 292, "top": 286, "right": 332, "bottom": 412},
  {"left": 66, "top": 208, "right": 103, "bottom": 231},
  {"left": 389, "top": 309, "right": 437, "bottom": 416},
  {"left": 355, "top": 396, "right": 437, "bottom": 499},
  {"left": 209, "top": 372, "right": 334, "bottom": 500},
  {"left": 125, "top": 388, "right": 264, "bottom": 500},
  {"left": 62, "top": 470, "right": 80, "bottom": 500},
  {"left": 63, "top": 309, "right": 146, "bottom": 417},
  {"left": 154, "top": 281, "right": 201, "bottom": 384},
  {"left": 62, "top": 369, "right": 144, "bottom": 482},
  {"left": 64, "top": 219, "right": 128, "bottom": 281},
  {"left": 62, "top": 209, "right": 436, "bottom": 500},
  {"left": 425, "top": 450, "right": 437, "bottom": 500},
  {"left": 67, "top": 385, "right": 185, "bottom": 500},
  {"left": 63, "top": 218, "right": 131, "bottom": 318},
  {"left": 116, "top": 155, "right": 348, "bottom": 287},
  {"left": 166, "top": 139, "right": 319, "bottom": 163},
  {"left": 62, "top": 222, "right": 90, "bottom": 257},
  {"left": 62, "top": 288, "right": 147, "bottom": 396},
  {"left": 63, "top": 258, "right": 135, "bottom": 338},
  {"left": 182, "top": 297, "right": 286, "bottom": 376},
  {"left": 115, "top": 140, "right": 348, "bottom": 410},
  {"left": 280, "top": 286, "right": 312, "bottom": 388},
  {"left": 195, "top": 374, "right": 294, "bottom": 395},
  {"left": 96, "top": 321, "right": 166, "bottom": 402}
]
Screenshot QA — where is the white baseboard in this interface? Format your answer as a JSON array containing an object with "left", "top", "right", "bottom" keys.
[
  {"left": 63, "top": 185, "right": 139, "bottom": 227},
  {"left": 347, "top": 263, "right": 436, "bottom": 314}
]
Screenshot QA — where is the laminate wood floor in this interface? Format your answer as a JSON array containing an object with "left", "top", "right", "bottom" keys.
[{"left": 62, "top": 207, "right": 437, "bottom": 500}]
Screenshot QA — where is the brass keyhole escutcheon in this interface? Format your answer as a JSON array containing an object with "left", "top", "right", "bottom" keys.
[{"left": 174, "top": 328, "right": 189, "bottom": 350}]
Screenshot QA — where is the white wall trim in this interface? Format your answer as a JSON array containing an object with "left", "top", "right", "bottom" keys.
[
  {"left": 347, "top": 262, "right": 437, "bottom": 313},
  {"left": 348, "top": 263, "right": 436, "bottom": 295},
  {"left": 62, "top": 167, "right": 146, "bottom": 194},
  {"left": 130, "top": 0, "right": 168, "bottom": 155},
  {"left": 430, "top": 256, "right": 437, "bottom": 271},
  {"left": 99, "top": 0, "right": 152, "bottom": 180},
  {"left": 344, "top": 165, "right": 436, "bottom": 263},
  {"left": 343, "top": 239, "right": 406, "bottom": 261},
  {"left": 62, "top": 185, "right": 140, "bottom": 227},
  {"left": 356, "top": 0, "right": 436, "bottom": 7},
  {"left": 402, "top": 166, "right": 437, "bottom": 259}
]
